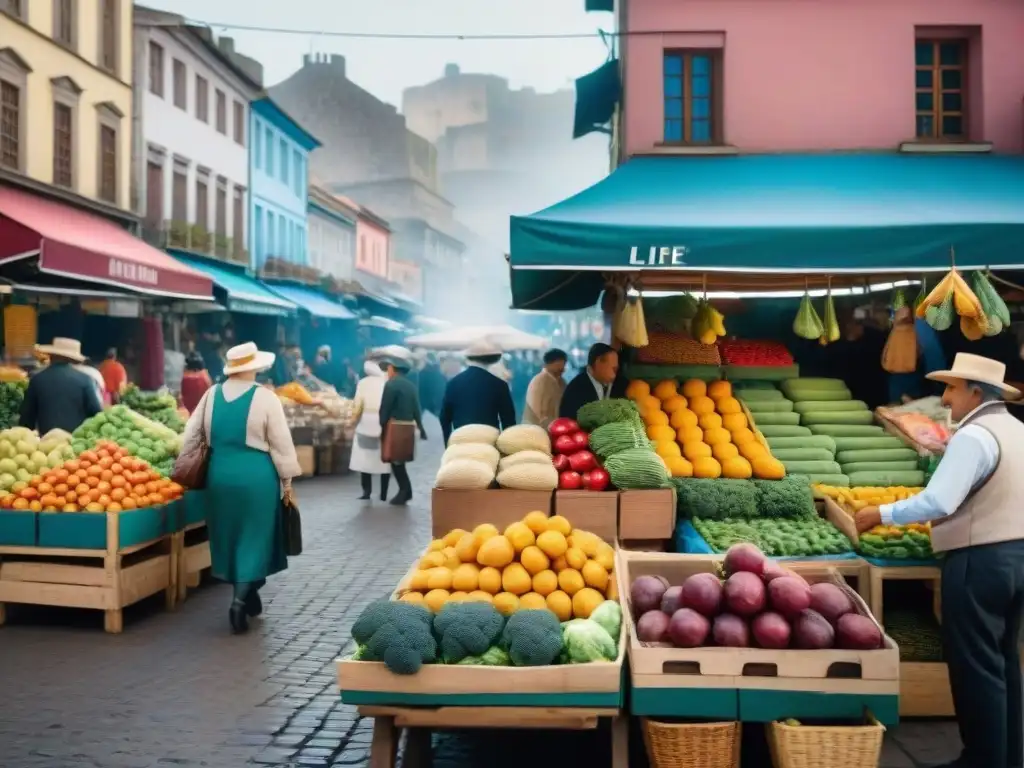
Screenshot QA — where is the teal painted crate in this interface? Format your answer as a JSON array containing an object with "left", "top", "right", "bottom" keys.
[
  {"left": 631, "top": 686, "right": 739, "bottom": 719},
  {"left": 162, "top": 499, "right": 186, "bottom": 534},
  {"left": 0, "top": 510, "right": 37, "bottom": 546},
  {"left": 37, "top": 505, "right": 171, "bottom": 550},
  {"left": 183, "top": 490, "right": 206, "bottom": 526},
  {"left": 739, "top": 689, "right": 899, "bottom": 726}
]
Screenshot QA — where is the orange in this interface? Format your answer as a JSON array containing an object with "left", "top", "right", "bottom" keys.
[
  {"left": 37, "top": 482, "right": 53, "bottom": 494},
  {"left": 28, "top": 500, "right": 41, "bottom": 512},
  {"left": 107, "top": 502, "right": 122, "bottom": 513},
  {"left": 63, "top": 460, "right": 80, "bottom": 472},
  {"left": 121, "top": 497, "right": 137, "bottom": 510},
  {"left": 75, "top": 483, "right": 90, "bottom": 496},
  {"left": 100, "top": 470, "right": 113, "bottom": 482},
  {"left": 98, "top": 457, "right": 113, "bottom": 469},
  {"left": 65, "top": 490, "right": 78, "bottom": 503},
  {"left": 133, "top": 484, "right": 148, "bottom": 497},
  {"left": 62, "top": 503, "right": 78, "bottom": 512},
  {"left": 19, "top": 488, "right": 38, "bottom": 500},
  {"left": 39, "top": 493, "right": 58, "bottom": 507},
  {"left": 12, "top": 497, "right": 28, "bottom": 510},
  {"left": 85, "top": 476, "right": 99, "bottom": 488},
  {"left": 97, "top": 495, "right": 111, "bottom": 507},
  {"left": 110, "top": 475, "right": 126, "bottom": 488},
  {"left": 52, "top": 496, "right": 65, "bottom": 507},
  {"left": 55, "top": 468, "right": 69, "bottom": 482},
  {"left": 87, "top": 465, "right": 103, "bottom": 478},
  {"left": 110, "top": 488, "right": 126, "bottom": 502},
  {"left": 81, "top": 450, "right": 98, "bottom": 463},
  {"left": 148, "top": 493, "right": 163, "bottom": 505},
  {"left": 54, "top": 483, "right": 68, "bottom": 495},
  {"left": 97, "top": 481, "right": 111, "bottom": 494},
  {"left": 85, "top": 502, "right": 103, "bottom": 512}
]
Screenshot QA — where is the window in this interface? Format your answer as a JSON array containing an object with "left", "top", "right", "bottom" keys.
[
  {"left": 0, "top": 57, "right": 25, "bottom": 173},
  {"left": 279, "top": 216, "right": 287, "bottom": 257},
  {"left": 172, "top": 165, "right": 187, "bottom": 223},
  {"left": 52, "top": 103, "right": 73, "bottom": 187},
  {"left": 292, "top": 149, "right": 302, "bottom": 195},
  {"left": 173, "top": 59, "right": 186, "bottom": 110},
  {"left": 232, "top": 186, "right": 244, "bottom": 259},
  {"left": 663, "top": 51, "right": 721, "bottom": 144},
  {"left": 254, "top": 120, "right": 262, "bottom": 169},
  {"left": 53, "top": 0, "right": 75, "bottom": 49},
  {"left": 195, "top": 175, "right": 208, "bottom": 232},
  {"left": 1, "top": 1, "right": 24, "bottom": 20},
  {"left": 267, "top": 212, "right": 276, "bottom": 256},
  {"left": 915, "top": 39, "right": 966, "bottom": 140},
  {"left": 233, "top": 101, "right": 244, "bottom": 145},
  {"left": 99, "top": 124, "right": 117, "bottom": 203},
  {"left": 254, "top": 205, "right": 263, "bottom": 264},
  {"left": 265, "top": 127, "right": 274, "bottom": 172},
  {"left": 215, "top": 89, "right": 226, "bottom": 134},
  {"left": 194, "top": 75, "right": 208, "bottom": 122},
  {"left": 280, "top": 138, "right": 288, "bottom": 182},
  {"left": 145, "top": 160, "right": 163, "bottom": 226},
  {"left": 99, "top": 0, "right": 117, "bottom": 74},
  {"left": 215, "top": 181, "right": 227, "bottom": 238},
  {"left": 149, "top": 42, "right": 164, "bottom": 97}
]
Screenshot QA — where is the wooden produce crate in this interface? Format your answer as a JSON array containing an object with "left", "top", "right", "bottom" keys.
[
  {"left": 296, "top": 446, "right": 316, "bottom": 478},
  {"left": 619, "top": 488, "right": 676, "bottom": 543},
  {"left": 617, "top": 550, "right": 900, "bottom": 725},
  {"left": 430, "top": 489, "right": 552, "bottom": 538},
  {"left": 174, "top": 522, "right": 211, "bottom": 602},
  {"left": 899, "top": 661, "right": 954, "bottom": 717},
  {"left": 0, "top": 510, "right": 37, "bottom": 546},
  {"left": 554, "top": 490, "right": 618, "bottom": 543},
  {"left": 0, "top": 508, "right": 177, "bottom": 633}
]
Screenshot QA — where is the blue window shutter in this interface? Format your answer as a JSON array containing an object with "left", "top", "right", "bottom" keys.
[
  {"left": 585, "top": 0, "right": 613, "bottom": 10},
  {"left": 573, "top": 59, "right": 620, "bottom": 138}
]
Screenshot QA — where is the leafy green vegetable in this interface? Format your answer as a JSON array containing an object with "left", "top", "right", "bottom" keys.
[
  {"left": 576, "top": 398, "right": 643, "bottom": 432},
  {"left": 753, "top": 475, "right": 817, "bottom": 519},
  {"left": 693, "top": 515, "right": 853, "bottom": 557},
  {"left": 675, "top": 478, "right": 758, "bottom": 520},
  {"left": 456, "top": 647, "right": 512, "bottom": 666},
  {"left": 500, "top": 609, "right": 563, "bottom": 667},
  {"left": 589, "top": 600, "right": 622, "bottom": 642},
  {"left": 561, "top": 618, "right": 617, "bottom": 663}
]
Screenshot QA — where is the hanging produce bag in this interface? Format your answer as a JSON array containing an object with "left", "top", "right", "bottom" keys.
[
  {"left": 882, "top": 306, "right": 918, "bottom": 373},
  {"left": 916, "top": 268, "right": 989, "bottom": 338},
  {"left": 793, "top": 292, "right": 824, "bottom": 340},
  {"left": 691, "top": 299, "right": 726, "bottom": 346},
  {"left": 971, "top": 271, "right": 1011, "bottom": 337},
  {"left": 613, "top": 295, "right": 649, "bottom": 348},
  {"left": 819, "top": 290, "right": 840, "bottom": 345}
]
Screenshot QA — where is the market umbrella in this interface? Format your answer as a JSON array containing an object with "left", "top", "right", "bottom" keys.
[{"left": 405, "top": 325, "right": 549, "bottom": 351}]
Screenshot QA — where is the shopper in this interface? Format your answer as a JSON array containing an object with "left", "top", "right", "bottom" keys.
[
  {"left": 854, "top": 353, "right": 1024, "bottom": 768},
  {"left": 558, "top": 342, "right": 627, "bottom": 420},
  {"left": 379, "top": 351, "right": 427, "bottom": 506},
  {"left": 180, "top": 342, "right": 301, "bottom": 634},
  {"left": 523, "top": 348, "right": 568, "bottom": 428},
  {"left": 438, "top": 340, "right": 517, "bottom": 445},
  {"left": 180, "top": 351, "right": 213, "bottom": 414},
  {"left": 20, "top": 338, "right": 102, "bottom": 434},
  {"left": 418, "top": 353, "right": 446, "bottom": 418},
  {"left": 349, "top": 358, "right": 391, "bottom": 501},
  {"left": 98, "top": 348, "right": 128, "bottom": 404}
]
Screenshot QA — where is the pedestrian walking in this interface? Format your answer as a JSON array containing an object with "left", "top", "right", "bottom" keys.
[
  {"left": 98, "top": 348, "right": 128, "bottom": 404},
  {"left": 438, "top": 340, "right": 517, "bottom": 445},
  {"left": 180, "top": 351, "right": 213, "bottom": 414},
  {"left": 379, "top": 351, "right": 427, "bottom": 506},
  {"left": 855, "top": 353, "right": 1024, "bottom": 768},
  {"left": 20, "top": 338, "right": 102, "bottom": 434},
  {"left": 349, "top": 359, "right": 391, "bottom": 501},
  {"left": 523, "top": 348, "right": 568, "bottom": 428},
  {"left": 180, "top": 342, "right": 302, "bottom": 634},
  {"left": 558, "top": 342, "right": 628, "bottom": 420}
]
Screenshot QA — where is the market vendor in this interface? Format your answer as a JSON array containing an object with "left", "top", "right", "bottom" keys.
[
  {"left": 523, "top": 348, "right": 568, "bottom": 428},
  {"left": 854, "top": 353, "right": 1024, "bottom": 768},
  {"left": 558, "top": 342, "right": 628, "bottom": 419},
  {"left": 20, "top": 337, "right": 102, "bottom": 434}
]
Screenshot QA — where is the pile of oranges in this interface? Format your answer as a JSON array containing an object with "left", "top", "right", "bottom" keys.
[{"left": 0, "top": 440, "right": 184, "bottom": 513}]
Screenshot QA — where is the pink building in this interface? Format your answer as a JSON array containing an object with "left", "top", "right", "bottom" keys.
[
  {"left": 620, "top": 0, "right": 1024, "bottom": 158},
  {"left": 355, "top": 207, "right": 390, "bottom": 280}
]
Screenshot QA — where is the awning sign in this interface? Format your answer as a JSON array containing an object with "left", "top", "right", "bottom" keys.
[{"left": 108, "top": 257, "right": 159, "bottom": 286}]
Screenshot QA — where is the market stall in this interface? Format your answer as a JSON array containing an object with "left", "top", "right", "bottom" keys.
[{"left": 275, "top": 377, "right": 354, "bottom": 478}]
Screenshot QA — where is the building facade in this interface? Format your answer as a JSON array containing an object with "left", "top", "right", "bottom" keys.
[
  {"left": 132, "top": 9, "right": 261, "bottom": 263},
  {"left": 0, "top": 0, "right": 134, "bottom": 215},
  {"left": 250, "top": 97, "right": 319, "bottom": 269},
  {"left": 355, "top": 206, "right": 390, "bottom": 283},
  {"left": 619, "top": 0, "right": 1024, "bottom": 157},
  {"left": 307, "top": 183, "right": 357, "bottom": 280}
]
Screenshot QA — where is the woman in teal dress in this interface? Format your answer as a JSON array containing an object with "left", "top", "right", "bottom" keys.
[{"left": 181, "top": 342, "right": 302, "bottom": 633}]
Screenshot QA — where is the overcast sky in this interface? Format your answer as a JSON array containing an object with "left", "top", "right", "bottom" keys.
[{"left": 144, "top": 0, "right": 614, "bottom": 106}]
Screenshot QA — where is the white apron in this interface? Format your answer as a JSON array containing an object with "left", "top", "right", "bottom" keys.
[{"left": 349, "top": 364, "right": 390, "bottom": 475}]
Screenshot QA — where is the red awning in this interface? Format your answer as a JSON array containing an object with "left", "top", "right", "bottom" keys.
[{"left": 0, "top": 187, "right": 213, "bottom": 299}]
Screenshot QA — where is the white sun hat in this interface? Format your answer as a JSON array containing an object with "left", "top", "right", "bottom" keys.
[
  {"left": 35, "top": 337, "right": 86, "bottom": 362},
  {"left": 222, "top": 341, "right": 276, "bottom": 376},
  {"left": 926, "top": 352, "right": 1021, "bottom": 400},
  {"left": 464, "top": 339, "right": 503, "bottom": 358}
]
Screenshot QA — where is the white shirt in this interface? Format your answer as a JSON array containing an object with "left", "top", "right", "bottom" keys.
[
  {"left": 587, "top": 370, "right": 610, "bottom": 401},
  {"left": 880, "top": 404, "right": 1000, "bottom": 526}
]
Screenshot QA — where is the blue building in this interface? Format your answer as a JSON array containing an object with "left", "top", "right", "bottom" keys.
[{"left": 249, "top": 97, "right": 321, "bottom": 269}]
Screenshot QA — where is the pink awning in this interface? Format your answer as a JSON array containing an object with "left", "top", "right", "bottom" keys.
[{"left": 0, "top": 187, "right": 213, "bottom": 299}]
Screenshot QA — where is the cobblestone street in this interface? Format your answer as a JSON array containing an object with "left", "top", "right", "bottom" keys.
[{"left": 0, "top": 417, "right": 963, "bottom": 767}]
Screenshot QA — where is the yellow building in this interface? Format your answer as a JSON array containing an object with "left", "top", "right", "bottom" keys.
[{"left": 0, "top": 0, "right": 133, "bottom": 213}]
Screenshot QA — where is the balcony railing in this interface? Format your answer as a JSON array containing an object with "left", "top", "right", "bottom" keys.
[{"left": 140, "top": 219, "right": 247, "bottom": 264}]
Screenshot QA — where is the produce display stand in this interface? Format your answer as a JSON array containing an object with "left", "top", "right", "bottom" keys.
[
  {"left": 554, "top": 490, "right": 619, "bottom": 543},
  {"left": 618, "top": 488, "right": 676, "bottom": 552},
  {"left": 174, "top": 491, "right": 211, "bottom": 601},
  {"left": 617, "top": 550, "right": 901, "bottom": 726},
  {"left": 0, "top": 505, "right": 178, "bottom": 633},
  {"left": 337, "top": 542, "right": 629, "bottom": 768},
  {"left": 430, "top": 489, "right": 553, "bottom": 537}
]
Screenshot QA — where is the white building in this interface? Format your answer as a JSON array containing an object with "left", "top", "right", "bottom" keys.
[
  {"left": 132, "top": 8, "right": 262, "bottom": 263},
  {"left": 307, "top": 184, "right": 358, "bottom": 281}
]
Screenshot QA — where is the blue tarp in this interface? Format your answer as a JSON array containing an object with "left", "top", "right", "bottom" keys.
[
  {"left": 509, "top": 153, "right": 1024, "bottom": 309},
  {"left": 172, "top": 254, "right": 297, "bottom": 317},
  {"left": 267, "top": 284, "right": 357, "bottom": 321}
]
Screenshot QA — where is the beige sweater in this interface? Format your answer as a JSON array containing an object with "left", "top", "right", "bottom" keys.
[{"left": 180, "top": 380, "right": 302, "bottom": 481}]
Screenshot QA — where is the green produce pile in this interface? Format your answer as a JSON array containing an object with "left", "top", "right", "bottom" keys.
[
  {"left": 0, "top": 427, "right": 75, "bottom": 491},
  {"left": 349, "top": 599, "right": 622, "bottom": 675},
  {"left": 692, "top": 512, "right": 854, "bottom": 557},
  {"left": 858, "top": 527, "right": 934, "bottom": 561},
  {"left": 121, "top": 385, "right": 186, "bottom": 434},
  {"left": 884, "top": 608, "right": 943, "bottom": 662},
  {"left": 674, "top": 474, "right": 816, "bottom": 520},
  {"left": 576, "top": 398, "right": 666, "bottom": 490},
  {"left": 0, "top": 380, "right": 26, "bottom": 430},
  {"left": 576, "top": 398, "right": 642, "bottom": 432},
  {"left": 72, "top": 405, "right": 182, "bottom": 476}
]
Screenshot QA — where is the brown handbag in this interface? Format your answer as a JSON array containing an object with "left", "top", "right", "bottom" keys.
[
  {"left": 381, "top": 419, "right": 416, "bottom": 463},
  {"left": 282, "top": 493, "right": 303, "bottom": 557},
  {"left": 171, "top": 388, "right": 213, "bottom": 489}
]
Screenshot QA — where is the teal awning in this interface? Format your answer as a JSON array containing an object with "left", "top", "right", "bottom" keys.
[
  {"left": 509, "top": 154, "right": 1024, "bottom": 309},
  {"left": 171, "top": 253, "right": 297, "bottom": 316},
  {"left": 267, "top": 283, "right": 357, "bottom": 321}
]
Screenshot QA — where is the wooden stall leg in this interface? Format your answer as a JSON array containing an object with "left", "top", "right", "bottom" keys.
[
  {"left": 186, "top": 571, "right": 201, "bottom": 588},
  {"left": 104, "top": 609, "right": 124, "bottom": 634},
  {"left": 166, "top": 536, "right": 179, "bottom": 611},
  {"left": 869, "top": 568, "right": 883, "bottom": 620},
  {"left": 857, "top": 562, "right": 872, "bottom": 605},
  {"left": 370, "top": 716, "right": 399, "bottom": 768},
  {"left": 610, "top": 715, "right": 629, "bottom": 768},
  {"left": 402, "top": 727, "right": 432, "bottom": 768}
]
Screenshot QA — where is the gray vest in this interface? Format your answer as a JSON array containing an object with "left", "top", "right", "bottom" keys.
[{"left": 930, "top": 402, "right": 1024, "bottom": 553}]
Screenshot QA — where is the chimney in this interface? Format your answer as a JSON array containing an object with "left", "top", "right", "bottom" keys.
[
  {"left": 330, "top": 54, "right": 346, "bottom": 77},
  {"left": 444, "top": 63, "right": 460, "bottom": 78},
  {"left": 218, "top": 36, "right": 235, "bottom": 55},
  {"left": 303, "top": 53, "right": 311, "bottom": 67}
]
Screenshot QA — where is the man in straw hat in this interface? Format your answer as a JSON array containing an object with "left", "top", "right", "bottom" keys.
[
  {"left": 21, "top": 338, "right": 102, "bottom": 434},
  {"left": 855, "top": 353, "right": 1024, "bottom": 768}
]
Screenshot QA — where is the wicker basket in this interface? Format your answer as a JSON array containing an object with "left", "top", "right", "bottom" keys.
[
  {"left": 642, "top": 718, "right": 741, "bottom": 768},
  {"left": 767, "top": 714, "right": 884, "bottom": 768}
]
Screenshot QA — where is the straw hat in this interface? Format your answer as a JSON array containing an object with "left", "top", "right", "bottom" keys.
[
  {"left": 927, "top": 353, "right": 1021, "bottom": 400},
  {"left": 35, "top": 337, "right": 86, "bottom": 363},
  {"left": 222, "top": 342, "right": 275, "bottom": 376},
  {"left": 465, "top": 339, "right": 502, "bottom": 358}
]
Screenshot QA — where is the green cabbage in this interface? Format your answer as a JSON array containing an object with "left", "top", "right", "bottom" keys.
[
  {"left": 456, "top": 646, "right": 511, "bottom": 666},
  {"left": 561, "top": 619, "right": 617, "bottom": 663},
  {"left": 589, "top": 601, "right": 622, "bottom": 642}
]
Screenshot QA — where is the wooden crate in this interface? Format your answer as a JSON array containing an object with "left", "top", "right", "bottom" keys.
[
  {"left": 430, "top": 489, "right": 552, "bottom": 538},
  {"left": 617, "top": 550, "right": 900, "bottom": 724},
  {"left": 0, "top": 511, "right": 176, "bottom": 633},
  {"left": 555, "top": 491, "right": 618, "bottom": 543},
  {"left": 337, "top": 547, "right": 625, "bottom": 709},
  {"left": 296, "top": 446, "right": 316, "bottom": 477},
  {"left": 899, "top": 661, "right": 954, "bottom": 717},
  {"left": 618, "top": 488, "right": 676, "bottom": 541},
  {"left": 174, "top": 522, "right": 212, "bottom": 602}
]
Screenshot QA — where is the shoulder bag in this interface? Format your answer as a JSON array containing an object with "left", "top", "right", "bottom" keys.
[{"left": 171, "top": 387, "right": 213, "bottom": 490}]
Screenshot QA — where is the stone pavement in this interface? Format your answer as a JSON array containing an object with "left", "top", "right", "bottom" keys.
[{"left": 0, "top": 415, "right": 964, "bottom": 768}]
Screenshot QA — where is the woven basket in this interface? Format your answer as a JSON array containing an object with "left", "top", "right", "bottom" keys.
[
  {"left": 767, "top": 715, "right": 884, "bottom": 768},
  {"left": 643, "top": 718, "right": 740, "bottom": 768}
]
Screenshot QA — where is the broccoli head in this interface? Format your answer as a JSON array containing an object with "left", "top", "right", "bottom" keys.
[
  {"left": 456, "top": 646, "right": 512, "bottom": 666},
  {"left": 351, "top": 600, "right": 437, "bottom": 675},
  {"left": 500, "top": 609, "right": 563, "bottom": 667},
  {"left": 433, "top": 602, "right": 506, "bottom": 663}
]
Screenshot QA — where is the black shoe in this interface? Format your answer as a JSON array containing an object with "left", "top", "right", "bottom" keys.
[
  {"left": 229, "top": 599, "right": 249, "bottom": 633},
  {"left": 245, "top": 590, "right": 263, "bottom": 617},
  {"left": 389, "top": 494, "right": 410, "bottom": 506},
  {"left": 357, "top": 493, "right": 371, "bottom": 500}
]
